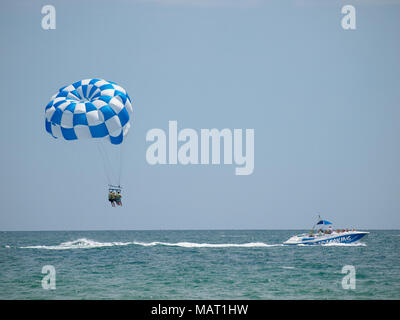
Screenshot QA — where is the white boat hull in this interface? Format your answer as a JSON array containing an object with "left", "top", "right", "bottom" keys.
[{"left": 283, "top": 231, "right": 369, "bottom": 245}]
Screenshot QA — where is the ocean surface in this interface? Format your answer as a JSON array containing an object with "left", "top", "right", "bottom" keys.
[{"left": 0, "top": 230, "right": 399, "bottom": 300}]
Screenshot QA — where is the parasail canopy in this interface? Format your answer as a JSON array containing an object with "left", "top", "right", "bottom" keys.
[{"left": 45, "top": 79, "right": 133, "bottom": 145}]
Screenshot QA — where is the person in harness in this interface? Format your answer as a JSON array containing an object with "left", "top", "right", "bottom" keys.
[
  {"left": 108, "top": 185, "right": 122, "bottom": 207},
  {"left": 108, "top": 190, "right": 116, "bottom": 207},
  {"left": 115, "top": 191, "right": 122, "bottom": 206}
]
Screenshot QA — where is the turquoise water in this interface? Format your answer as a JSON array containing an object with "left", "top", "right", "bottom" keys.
[{"left": 0, "top": 230, "right": 399, "bottom": 299}]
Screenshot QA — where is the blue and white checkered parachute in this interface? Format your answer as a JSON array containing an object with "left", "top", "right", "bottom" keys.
[
  {"left": 45, "top": 79, "right": 133, "bottom": 191},
  {"left": 45, "top": 79, "right": 133, "bottom": 145}
]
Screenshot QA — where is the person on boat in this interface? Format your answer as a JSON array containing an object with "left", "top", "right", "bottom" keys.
[{"left": 115, "top": 191, "right": 122, "bottom": 206}]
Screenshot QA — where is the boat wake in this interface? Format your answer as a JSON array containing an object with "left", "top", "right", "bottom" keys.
[
  {"left": 291, "top": 242, "right": 367, "bottom": 247},
  {"left": 133, "top": 241, "right": 281, "bottom": 248},
  {"left": 320, "top": 242, "right": 366, "bottom": 247},
  {"left": 19, "top": 238, "right": 282, "bottom": 250},
  {"left": 20, "top": 238, "right": 133, "bottom": 250},
  {"left": 19, "top": 238, "right": 366, "bottom": 250}
]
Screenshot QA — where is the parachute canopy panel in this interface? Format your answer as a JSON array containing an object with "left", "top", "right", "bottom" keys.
[{"left": 45, "top": 79, "right": 133, "bottom": 145}]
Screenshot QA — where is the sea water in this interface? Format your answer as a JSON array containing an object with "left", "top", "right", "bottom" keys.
[{"left": 0, "top": 230, "right": 399, "bottom": 299}]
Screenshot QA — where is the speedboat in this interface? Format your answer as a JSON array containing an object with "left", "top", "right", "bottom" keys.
[{"left": 283, "top": 217, "right": 369, "bottom": 245}]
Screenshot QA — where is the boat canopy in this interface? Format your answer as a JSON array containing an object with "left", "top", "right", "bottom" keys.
[{"left": 317, "top": 219, "right": 332, "bottom": 225}]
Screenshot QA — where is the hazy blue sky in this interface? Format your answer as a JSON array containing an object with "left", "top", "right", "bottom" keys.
[{"left": 0, "top": 0, "right": 399, "bottom": 230}]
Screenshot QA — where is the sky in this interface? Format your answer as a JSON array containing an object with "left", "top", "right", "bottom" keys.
[{"left": 0, "top": 0, "right": 399, "bottom": 230}]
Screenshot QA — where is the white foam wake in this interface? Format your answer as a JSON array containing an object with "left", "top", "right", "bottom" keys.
[
  {"left": 321, "top": 242, "right": 367, "bottom": 247},
  {"left": 19, "top": 238, "right": 368, "bottom": 250},
  {"left": 20, "top": 238, "right": 133, "bottom": 250},
  {"left": 132, "top": 241, "right": 281, "bottom": 248},
  {"left": 19, "top": 238, "right": 281, "bottom": 250}
]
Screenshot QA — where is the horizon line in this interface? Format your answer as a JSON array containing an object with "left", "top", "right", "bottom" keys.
[{"left": 1, "top": 228, "right": 398, "bottom": 232}]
